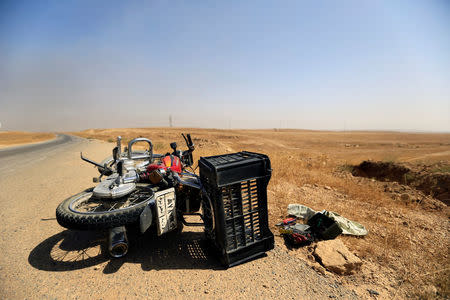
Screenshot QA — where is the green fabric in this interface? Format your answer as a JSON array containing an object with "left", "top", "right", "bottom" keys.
[
  {"left": 287, "top": 204, "right": 368, "bottom": 236},
  {"left": 323, "top": 211, "right": 368, "bottom": 236}
]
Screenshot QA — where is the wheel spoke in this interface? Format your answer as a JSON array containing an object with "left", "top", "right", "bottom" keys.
[
  {"left": 90, "top": 203, "right": 102, "bottom": 212},
  {"left": 108, "top": 202, "right": 118, "bottom": 211},
  {"left": 69, "top": 187, "right": 153, "bottom": 214}
]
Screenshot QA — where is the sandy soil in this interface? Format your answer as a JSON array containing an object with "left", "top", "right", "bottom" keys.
[
  {"left": 0, "top": 138, "right": 357, "bottom": 300},
  {"left": 0, "top": 131, "right": 56, "bottom": 149}
]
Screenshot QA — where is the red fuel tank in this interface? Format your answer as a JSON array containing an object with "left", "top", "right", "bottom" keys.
[{"left": 146, "top": 155, "right": 182, "bottom": 173}]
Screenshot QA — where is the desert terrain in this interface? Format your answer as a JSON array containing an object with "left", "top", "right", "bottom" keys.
[
  {"left": 0, "top": 131, "right": 55, "bottom": 149},
  {"left": 0, "top": 128, "right": 448, "bottom": 299}
]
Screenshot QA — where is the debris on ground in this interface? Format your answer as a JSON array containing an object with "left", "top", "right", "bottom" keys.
[
  {"left": 322, "top": 211, "right": 368, "bottom": 236},
  {"left": 287, "top": 204, "right": 368, "bottom": 236},
  {"left": 277, "top": 211, "right": 343, "bottom": 246},
  {"left": 313, "top": 239, "right": 362, "bottom": 275},
  {"left": 280, "top": 204, "right": 366, "bottom": 275},
  {"left": 307, "top": 212, "right": 343, "bottom": 240},
  {"left": 287, "top": 204, "right": 316, "bottom": 220},
  {"left": 277, "top": 222, "right": 314, "bottom": 246}
]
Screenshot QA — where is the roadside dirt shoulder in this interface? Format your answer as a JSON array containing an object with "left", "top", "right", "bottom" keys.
[{"left": 0, "top": 131, "right": 56, "bottom": 149}]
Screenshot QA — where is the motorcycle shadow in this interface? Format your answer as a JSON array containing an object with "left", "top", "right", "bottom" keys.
[{"left": 28, "top": 228, "right": 223, "bottom": 273}]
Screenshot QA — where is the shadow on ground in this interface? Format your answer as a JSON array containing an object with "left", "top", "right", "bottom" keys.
[{"left": 28, "top": 228, "right": 223, "bottom": 273}]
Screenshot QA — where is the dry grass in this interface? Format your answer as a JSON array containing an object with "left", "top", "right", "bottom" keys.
[
  {"left": 72, "top": 127, "right": 450, "bottom": 298},
  {"left": 0, "top": 131, "right": 55, "bottom": 148}
]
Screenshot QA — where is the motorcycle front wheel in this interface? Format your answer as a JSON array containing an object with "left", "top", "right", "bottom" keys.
[{"left": 56, "top": 186, "right": 153, "bottom": 230}]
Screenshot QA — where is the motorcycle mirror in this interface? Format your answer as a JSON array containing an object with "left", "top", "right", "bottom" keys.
[
  {"left": 182, "top": 133, "right": 188, "bottom": 144},
  {"left": 182, "top": 133, "right": 192, "bottom": 146}
]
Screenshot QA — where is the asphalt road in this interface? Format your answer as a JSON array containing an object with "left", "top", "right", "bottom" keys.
[{"left": 0, "top": 134, "right": 83, "bottom": 176}]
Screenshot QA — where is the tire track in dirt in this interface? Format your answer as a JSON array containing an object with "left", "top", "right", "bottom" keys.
[{"left": 404, "top": 150, "right": 450, "bottom": 162}]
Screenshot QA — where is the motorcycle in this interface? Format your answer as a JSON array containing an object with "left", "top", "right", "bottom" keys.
[
  {"left": 56, "top": 134, "right": 214, "bottom": 258},
  {"left": 56, "top": 133, "right": 274, "bottom": 267}
]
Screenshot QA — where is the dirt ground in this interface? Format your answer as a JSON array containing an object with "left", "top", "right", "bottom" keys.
[
  {"left": 0, "top": 131, "right": 55, "bottom": 149},
  {"left": 71, "top": 128, "right": 450, "bottom": 299},
  {"left": 1, "top": 128, "right": 448, "bottom": 299}
]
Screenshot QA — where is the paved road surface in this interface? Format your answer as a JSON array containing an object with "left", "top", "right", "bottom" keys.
[{"left": 0, "top": 134, "right": 83, "bottom": 176}]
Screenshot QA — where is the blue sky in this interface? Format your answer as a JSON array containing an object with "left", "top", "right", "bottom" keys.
[{"left": 0, "top": 1, "right": 449, "bottom": 131}]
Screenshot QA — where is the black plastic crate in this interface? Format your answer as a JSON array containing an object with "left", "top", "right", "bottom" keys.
[{"left": 199, "top": 151, "right": 274, "bottom": 267}]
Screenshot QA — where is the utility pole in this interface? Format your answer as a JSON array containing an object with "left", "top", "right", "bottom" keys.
[{"left": 169, "top": 115, "right": 173, "bottom": 127}]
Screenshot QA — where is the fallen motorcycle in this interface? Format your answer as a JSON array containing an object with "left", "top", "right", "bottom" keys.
[{"left": 56, "top": 134, "right": 274, "bottom": 267}]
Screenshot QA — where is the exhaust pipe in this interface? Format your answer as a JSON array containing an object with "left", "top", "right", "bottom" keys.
[{"left": 108, "top": 226, "right": 128, "bottom": 258}]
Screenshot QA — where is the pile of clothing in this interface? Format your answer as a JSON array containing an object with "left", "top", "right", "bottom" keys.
[{"left": 277, "top": 204, "right": 368, "bottom": 246}]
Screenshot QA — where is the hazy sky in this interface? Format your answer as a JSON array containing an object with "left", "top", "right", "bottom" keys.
[{"left": 0, "top": 1, "right": 449, "bottom": 132}]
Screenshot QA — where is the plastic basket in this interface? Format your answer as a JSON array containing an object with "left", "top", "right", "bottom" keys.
[{"left": 199, "top": 151, "right": 274, "bottom": 267}]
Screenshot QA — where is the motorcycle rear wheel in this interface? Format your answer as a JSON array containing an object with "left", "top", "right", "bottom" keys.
[{"left": 56, "top": 186, "right": 153, "bottom": 230}]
